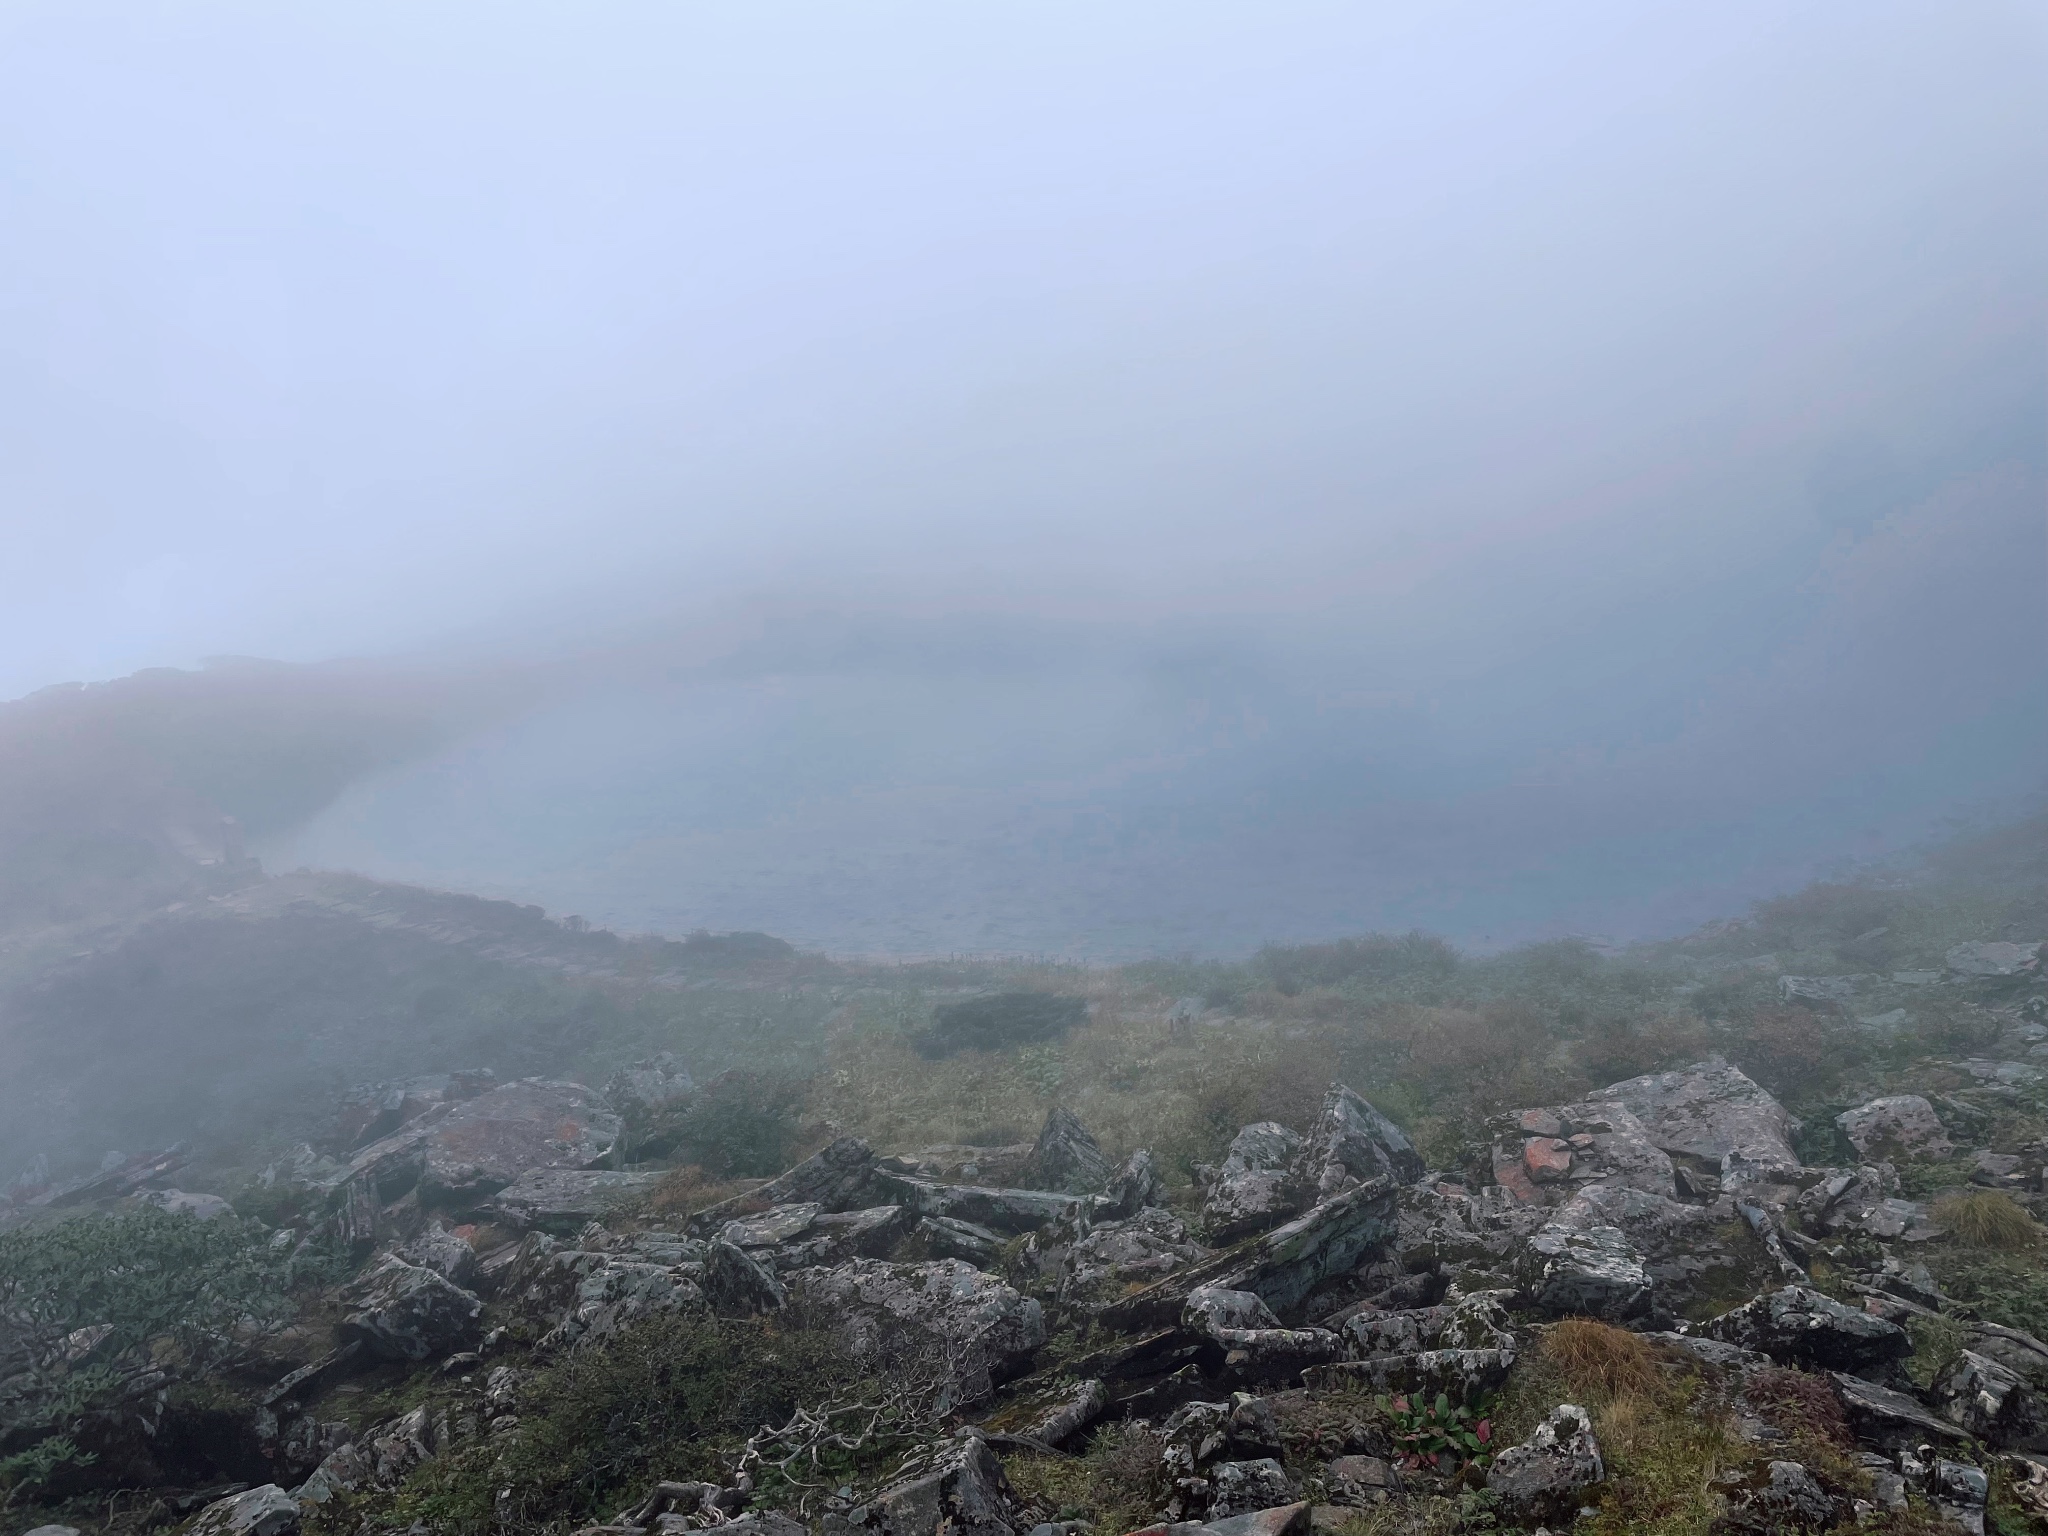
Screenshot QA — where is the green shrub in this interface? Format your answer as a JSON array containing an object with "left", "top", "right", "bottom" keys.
[
  {"left": 0, "top": 1208, "right": 310, "bottom": 1495},
  {"left": 913, "top": 992, "right": 1087, "bottom": 1059},
  {"left": 663, "top": 1070, "right": 807, "bottom": 1176}
]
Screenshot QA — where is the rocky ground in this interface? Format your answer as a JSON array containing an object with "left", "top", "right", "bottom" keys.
[{"left": 4, "top": 928, "right": 2048, "bottom": 1536}]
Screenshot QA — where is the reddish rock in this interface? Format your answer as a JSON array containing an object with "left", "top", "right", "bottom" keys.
[
  {"left": 1523, "top": 1137, "right": 1574, "bottom": 1183},
  {"left": 1519, "top": 1108, "right": 1565, "bottom": 1138}
]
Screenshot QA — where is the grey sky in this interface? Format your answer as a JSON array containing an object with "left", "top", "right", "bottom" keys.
[{"left": 4, "top": 3, "right": 2044, "bottom": 953}]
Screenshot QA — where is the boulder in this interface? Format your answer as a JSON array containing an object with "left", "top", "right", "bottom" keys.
[
  {"left": 703, "top": 1239, "right": 787, "bottom": 1315},
  {"left": 398, "top": 1224, "right": 479, "bottom": 1289},
  {"left": 338, "top": 1257, "right": 482, "bottom": 1362},
  {"left": 492, "top": 1168, "right": 666, "bottom": 1232},
  {"left": 187, "top": 1484, "right": 300, "bottom": 1536},
  {"left": 1828, "top": 1373, "right": 1969, "bottom": 1451},
  {"left": 1485, "top": 1404, "right": 1603, "bottom": 1525},
  {"left": 1200, "top": 1123, "right": 1304, "bottom": 1243},
  {"left": 1516, "top": 1222, "right": 1651, "bottom": 1321},
  {"left": 721, "top": 1202, "right": 823, "bottom": 1249},
  {"left": 1933, "top": 1349, "right": 2046, "bottom": 1449},
  {"left": 1947, "top": 942, "right": 2043, "bottom": 978},
  {"left": 879, "top": 1176, "right": 1097, "bottom": 1235},
  {"left": 1024, "top": 1107, "right": 1111, "bottom": 1194},
  {"left": 1794, "top": 1165, "right": 1938, "bottom": 1243},
  {"left": 688, "top": 1136, "right": 879, "bottom": 1232},
  {"left": 1589, "top": 1058, "right": 1800, "bottom": 1174},
  {"left": 420, "top": 1079, "right": 622, "bottom": 1205},
  {"left": 1700, "top": 1285, "right": 1910, "bottom": 1373},
  {"left": 1292, "top": 1085, "right": 1424, "bottom": 1200},
  {"left": 1323, "top": 1455, "right": 1401, "bottom": 1507},
  {"left": 1058, "top": 1207, "right": 1210, "bottom": 1309},
  {"left": 1305, "top": 1346, "right": 1515, "bottom": 1401},
  {"left": 1931, "top": 1458, "right": 1990, "bottom": 1536},
  {"left": 789, "top": 1260, "right": 1045, "bottom": 1410},
  {"left": 1102, "top": 1149, "right": 1166, "bottom": 1218},
  {"left": 1837, "top": 1096, "right": 1953, "bottom": 1161},
  {"left": 605, "top": 1054, "right": 695, "bottom": 1118},
  {"left": 1727, "top": 1460, "right": 1834, "bottom": 1530},
  {"left": 844, "top": 1434, "right": 1023, "bottom": 1536},
  {"left": 543, "top": 1257, "right": 705, "bottom": 1350},
  {"left": 1207, "top": 1459, "right": 1295, "bottom": 1519}
]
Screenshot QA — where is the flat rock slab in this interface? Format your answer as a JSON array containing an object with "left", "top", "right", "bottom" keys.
[
  {"left": 1127, "top": 1502, "right": 1311, "bottom": 1536},
  {"left": 492, "top": 1168, "right": 666, "bottom": 1231},
  {"left": 421, "top": 1080, "right": 621, "bottom": 1204},
  {"left": 1589, "top": 1058, "right": 1799, "bottom": 1171}
]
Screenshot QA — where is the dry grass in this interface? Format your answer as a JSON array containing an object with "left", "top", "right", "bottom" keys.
[
  {"left": 1541, "top": 1319, "right": 1660, "bottom": 1404},
  {"left": 1933, "top": 1190, "right": 2041, "bottom": 1250},
  {"left": 646, "top": 1164, "right": 760, "bottom": 1217}
]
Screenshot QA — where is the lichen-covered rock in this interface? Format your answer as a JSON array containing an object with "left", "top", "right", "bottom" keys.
[
  {"left": 1201, "top": 1123, "right": 1304, "bottom": 1243},
  {"left": 1934, "top": 1349, "right": 2046, "bottom": 1449},
  {"left": 1837, "top": 1096, "right": 1953, "bottom": 1160},
  {"left": 1516, "top": 1222, "right": 1651, "bottom": 1321},
  {"left": 789, "top": 1259, "right": 1044, "bottom": 1410},
  {"left": 1727, "top": 1460, "right": 1834, "bottom": 1530},
  {"left": 1305, "top": 1345, "right": 1515, "bottom": 1400},
  {"left": 1058, "top": 1207, "right": 1210, "bottom": 1308},
  {"left": 1947, "top": 941, "right": 2043, "bottom": 977},
  {"left": 1589, "top": 1058, "right": 1800, "bottom": 1174},
  {"left": 703, "top": 1238, "right": 787, "bottom": 1315},
  {"left": 397, "top": 1223, "right": 479, "bottom": 1288},
  {"left": 605, "top": 1053, "right": 695, "bottom": 1118},
  {"left": 1795, "top": 1165, "right": 1938, "bottom": 1242},
  {"left": 1292, "top": 1085, "right": 1424, "bottom": 1201},
  {"left": 492, "top": 1168, "right": 666, "bottom": 1232},
  {"left": 338, "top": 1257, "right": 482, "bottom": 1362},
  {"left": 880, "top": 1177, "right": 1097, "bottom": 1235},
  {"left": 1701, "top": 1285, "right": 1910, "bottom": 1373},
  {"left": 1486, "top": 1101, "right": 1674, "bottom": 1206},
  {"left": 919, "top": 1215, "right": 1005, "bottom": 1267},
  {"left": 1485, "top": 1404, "right": 1603, "bottom": 1524},
  {"left": 1023, "top": 1378, "right": 1109, "bottom": 1447},
  {"left": 188, "top": 1486, "right": 299, "bottom": 1536},
  {"left": 420, "top": 1079, "right": 622, "bottom": 1205},
  {"left": 721, "top": 1201, "right": 823, "bottom": 1249},
  {"left": 1932, "top": 1458, "right": 1990, "bottom": 1536},
  {"left": 1102, "top": 1149, "right": 1166, "bottom": 1218},
  {"left": 1024, "top": 1106, "right": 1111, "bottom": 1194},
  {"left": 1323, "top": 1454, "right": 1401, "bottom": 1506},
  {"left": 1207, "top": 1459, "right": 1295, "bottom": 1519},
  {"left": 542, "top": 1256, "right": 705, "bottom": 1350},
  {"left": 845, "top": 1434, "right": 1024, "bottom": 1536},
  {"left": 1827, "top": 1372, "right": 1969, "bottom": 1451}
]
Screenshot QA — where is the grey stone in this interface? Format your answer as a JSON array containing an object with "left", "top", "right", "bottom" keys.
[
  {"left": 1701, "top": 1285, "right": 1910, "bottom": 1372},
  {"left": 542, "top": 1257, "right": 705, "bottom": 1350},
  {"left": 703, "top": 1238, "right": 786, "bottom": 1315},
  {"left": 397, "top": 1223, "right": 479, "bottom": 1288},
  {"left": 419, "top": 1079, "right": 622, "bottom": 1205},
  {"left": 1058, "top": 1207, "right": 1210, "bottom": 1308},
  {"left": 881, "top": 1176, "right": 1097, "bottom": 1235},
  {"left": 1837, "top": 1096, "right": 1953, "bottom": 1160},
  {"left": 137, "top": 1188, "right": 234, "bottom": 1220},
  {"left": 1305, "top": 1346, "right": 1515, "bottom": 1400},
  {"left": 919, "top": 1215, "right": 1006, "bottom": 1266},
  {"left": 1101, "top": 1149, "right": 1165, "bottom": 1218},
  {"left": 1292, "top": 1085, "right": 1424, "bottom": 1201},
  {"left": 1934, "top": 1349, "right": 2045, "bottom": 1449},
  {"left": 1933, "top": 1459, "right": 1990, "bottom": 1536},
  {"left": 1201, "top": 1123, "right": 1305, "bottom": 1242},
  {"left": 21, "top": 1526, "right": 83, "bottom": 1536},
  {"left": 1590, "top": 1058, "right": 1800, "bottom": 1174},
  {"left": 605, "top": 1054, "right": 695, "bottom": 1117},
  {"left": 1517, "top": 1222, "right": 1651, "bottom": 1321},
  {"left": 1485, "top": 1404, "right": 1603, "bottom": 1524},
  {"left": 1947, "top": 942, "right": 2043, "bottom": 978},
  {"left": 188, "top": 1485, "right": 299, "bottom": 1536},
  {"left": 1779, "top": 976, "right": 1869, "bottom": 1006},
  {"left": 1651, "top": 1333, "right": 1771, "bottom": 1373},
  {"left": 845, "top": 1434, "right": 1023, "bottom": 1536},
  {"left": 1730, "top": 1460, "right": 1833, "bottom": 1529},
  {"left": 492, "top": 1168, "right": 666, "bottom": 1232},
  {"left": 1323, "top": 1455, "right": 1400, "bottom": 1506},
  {"left": 1024, "top": 1378, "right": 1109, "bottom": 1447},
  {"left": 1487, "top": 1101, "right": 1674, "bottom": 1206},
  {"left": 338, "top": 1257, "right": 482, "bottom": 1362},
  {"left": 721, "top": 1201, "right": 823, "bottom": 1248},
  {"left": 1184, "top": 1285, "right": 1281, "bottom": 1334},
  {"left": 1025, "top": 1107, "right": 1111, "bottom": 1194},
  {"left": 1207, "top": 1459, "right": 1294, "bottom": 1519},
  {"left": 789, "top": 1259, "right": 1044, "bottom": 1410}
]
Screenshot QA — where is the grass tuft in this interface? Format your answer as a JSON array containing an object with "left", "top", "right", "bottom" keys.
[
  {"left": 1933, "top": 1190, "right": 2041, "bottom": 1250},
  {"left": 1540, "top": 1319, "right": 1659, "bottom": 1404}
]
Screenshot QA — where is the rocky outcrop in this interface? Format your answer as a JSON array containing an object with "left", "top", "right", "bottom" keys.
[
  {"left": 1023, "top": 1378, "right": 1109, "bottom": 1447},
  {"left": 605, "top": 1053, "right": 695, "bottom": 1119},
  {"left": 789, "top": 1260, "right": 1045, "bottom": 1410},
  {"left": 1485, "top": 1404, "right": 1603, "bottom": 1524},
  {"left": 1589, "top": 1058, "right": 1800, "bottom": 1175},
  {"left": 1836, "top": 1096, "right": 1953, "bottom": 1161},
  {"left": 1933, "top": 1349, "right": 2047, "bottom": 1449},
  {"left": 704, "top": 1238, "right": 787, "bottom": 1315},
  {"left": 1947, "top": 941, "right": 2042, "bottom": 977},
  {"left": 338, "top": 1256, "right": 482, "bottom": 1362},
  {"left": 1023, "top": 1107, "right": 1111, "bottom": 1194},
  {"left": 1056, "top": 1207, "right": 1211, "bottom": 1308},
  {"left": 1725, "top": 1460, "right": 1834, "bottom": 1530},
  {"left": 1700, "top": 1285, "right": 1911, "bottom": 1373},
  {"left": 397, "top": 1224, "right": 479, "bottom": 1288},
  {"left": 1292, "top": 1085, "right": 1424, "bottom": 1200},
  {"left": 1101, "top": 1149, "right": 1166, "bottom": 1218},
  {"left": 689, "top": 1136, "right": 880, "bottom": 1232}
]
